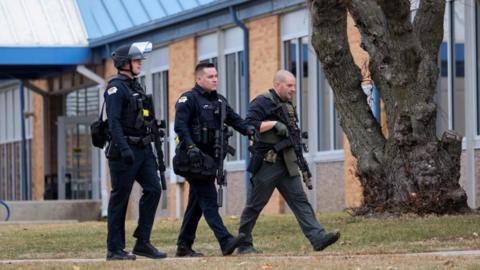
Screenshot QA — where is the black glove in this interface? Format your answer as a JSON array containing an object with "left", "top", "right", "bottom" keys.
[
  {"left": 274, "top": 121, "right": 289, "bottom": 137},
  {"left": 121, "top": 148, "right": 135, "bottom": 165},
  {"left": 245, "top": 125, "right": 256, "bottom": 136},
  {"left": 187, "top": 145, "right": 203, "bottom": 168}
]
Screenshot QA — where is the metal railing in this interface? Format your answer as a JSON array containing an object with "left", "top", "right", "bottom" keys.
[{"left": 0, "top": 200, "right": 10, "bottom": 221}]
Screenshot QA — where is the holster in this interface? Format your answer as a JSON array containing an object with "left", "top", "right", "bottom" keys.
[
  {"left": 263, "top": 149, "right": 278, "bottom": 163},
  {"left": 173, "top": 146, "right": 217, "bottom": 181}
]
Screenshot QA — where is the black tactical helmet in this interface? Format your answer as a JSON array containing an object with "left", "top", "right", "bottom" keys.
[{"left": 111, "top": 42, "right": 152, "bottom": 70}]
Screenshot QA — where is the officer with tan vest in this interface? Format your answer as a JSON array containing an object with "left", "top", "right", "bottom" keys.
[{"left": 237, "top": 70, "right": 340, "bottom": 254}]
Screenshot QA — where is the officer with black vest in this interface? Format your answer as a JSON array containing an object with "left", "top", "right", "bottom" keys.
[
  {"left": 104, "top": 42, "right": 166, "bottom": 260},
  {"left": 173, "top": 63, "right": 255, "bottom": 257},
  {"left": 237, "top": 70, "right": 340, "bottom": 254}
]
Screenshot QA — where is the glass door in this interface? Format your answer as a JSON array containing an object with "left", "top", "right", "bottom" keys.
[{"left": 57, "top": 115, "right": 100, "bottom": 200}]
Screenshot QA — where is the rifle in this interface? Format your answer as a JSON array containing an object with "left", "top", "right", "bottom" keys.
[
  {"left": 147, "top": 95, "right": 167, "bottom": 191},
  {"left": 213, "top": 100, "right": 235, "bottom": 207},
  {"left": 272, "top": 103, "right": 313, "bottom": 190}
]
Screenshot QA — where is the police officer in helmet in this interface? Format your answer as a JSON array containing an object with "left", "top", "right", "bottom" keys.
[
  {"left": 173, "top": 62, "right": 255, "bottom": 257},
  {"left": 104, "top": 42, "right": 166, "bottom": 260}
]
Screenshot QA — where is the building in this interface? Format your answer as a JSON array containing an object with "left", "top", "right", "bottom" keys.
[{"left": 0, "top": 0, "right": 478, "bottom": 220}]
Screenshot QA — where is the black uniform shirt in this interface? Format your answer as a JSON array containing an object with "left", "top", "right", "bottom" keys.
[
  {"left": 174, "top": 84, "right": 249, "bottom": 155},
  {"left": 246, "top": 89, "right": 282, "bottom": 130}
]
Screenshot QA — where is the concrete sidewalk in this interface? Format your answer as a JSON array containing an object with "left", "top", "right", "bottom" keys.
[
  {"left": 1, "top": 250, "right": 479, "bottom": 264},
  {"left": 407, "top": 250, "right": 480, "bottom": 257}
]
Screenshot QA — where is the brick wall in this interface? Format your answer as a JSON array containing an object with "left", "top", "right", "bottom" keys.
[
  {"left": 474, "top": 151, "right": 480, "bottom": 207},
  {"left": 248, "top": 15, "right": 281, "bottom": 98},
  {"left": 224, "top": 171, "right": 246, "bottom": 216},
  {"left": 168, "top": 37, "right": 197, "bottom": 217},
  {"left": 30, "top": 80, "right": 47, "bottom": 200},
  {"left": 316, "top": 161, "right": 345, "bottom": 212},
  {"left": 344, "top": 139, "right": 363, "bottom": 208},
  {"left": 104, "top": 59, "right": 117, "bottom": 80},
  {"left": 168, "top": 37, "right": 196, "bottom": 119},
  {"left": 167, "top": 181, "right": 179, "bottom": 218}
]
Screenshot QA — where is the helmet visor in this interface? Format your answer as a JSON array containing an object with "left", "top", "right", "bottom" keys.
[{"left": 129, "top": 42, "right": 153, "bottom": 60}]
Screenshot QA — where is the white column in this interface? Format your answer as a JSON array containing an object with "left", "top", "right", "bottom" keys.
[
  {"left": 464, "top": 0, "right": 477, "bottom": 209},
  {"left": 446, "top": 0, "right": 455, "bottom": 130},
  {"left": 76, "top": 65, "right": 108, "bottom": 216}
]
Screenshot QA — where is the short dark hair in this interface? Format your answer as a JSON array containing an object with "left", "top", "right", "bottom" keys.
[{"left": 195, "top": 62, "right": 216, "bottom": 75}]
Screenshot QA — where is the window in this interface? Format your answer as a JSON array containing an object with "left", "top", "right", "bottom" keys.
[
  {"left": 0, "top": 83, "right": 33, "bottom": 200},
  {"left": 282, "top": 9, "right": 343, "bottom": 154},
  {"left": 139, "top": 75, "right": 146, "bottom": 90},
  {"left": 436, "top": 1, "right": 465, "bottom": 137},
  {"left": 437, "top": 42, "right": 449, "bottom": 136},
  {"left": 197, "top": 33, "right": 219, "bottom": 94},
  {"left": 199, "top": 57, "right": 218, "bottom": 67},
  {"left": 453, "top": 43, "right": 465, "bottom": 136},
  {"left": 0, "top": 84, "right": 33, "bottom": 142},
  {"left": 225, "top": 51, "right": 245, "bottom": 161},
  {"left": 0, "top": 90, "right": 5, "bottom": 143},
  {"left": 317, "top": 63, "right": 343, "bottom": 151},
  {"left": 196, "top": 28, "right": 246, "bottom": 162},
  {"left": 152, "top": 70, "right": 170, "bottom": 167},
  {"left": 222, "top": 27, "right": 245, "bottom": 161},
  {"left": 139, "top": 46, "right": 170, "bottom": 168},
  {"left": 197, "top": 33, "right": 218, "bottom": 66},
  {"left": 65, "top": 86, "right": 100, "bottom": 117},
  {"left": 284, "top": 37, "right": 309, "bottom": 132}
]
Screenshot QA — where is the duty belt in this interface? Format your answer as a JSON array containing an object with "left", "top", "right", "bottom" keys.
[{"left": 125, "top": 134, "right": 153, "bottom": 146}]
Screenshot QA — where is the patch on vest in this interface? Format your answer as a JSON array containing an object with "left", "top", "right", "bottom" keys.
[
  {"left": 107, "top": 87, "right": 118, "bottom": 95},
  {"left": 178, "top": 96, "right": 188, "bottom": 103}
]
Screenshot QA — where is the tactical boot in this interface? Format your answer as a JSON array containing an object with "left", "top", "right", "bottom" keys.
[
  {"left": 176, "top": 245, "right": 204, "bottom": 257},
  {"left": 314, "top": 231, "right": 340, "bottom": 251},
  {"left": 106, "top": 250, "right": 136, "bottom": 261},
  {"left": 132, "top": 241, "right": 167, "bottom": 259},
  {"left": 221, "top": 233, "right": 245, "bottom": 256},
  {"left": 237, "top": 245, "right": 261, "bottom": 255}
]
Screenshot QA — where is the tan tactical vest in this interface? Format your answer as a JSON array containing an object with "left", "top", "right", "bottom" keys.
[{"left": 259, "top": 90, "right": 299, "bottom": 177}]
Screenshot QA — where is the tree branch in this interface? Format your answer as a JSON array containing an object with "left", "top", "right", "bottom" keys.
[
  {"left": 346, "top": 0, "right": 396, "bottom": 133},
  {"left": 377, "top": 0, "right": 413, "bottom": 35},
  {"left": 406, "top": 0, "right": 446, "bottom": 141},
  {"left": 347, "top": 0, "right": 423, "bottom": 136},
  {"left": 308, "top": 0, "right": 386, "bottom": 167},
  {"left": 414, "top": 0, "right": 446, "bottom": 59}
]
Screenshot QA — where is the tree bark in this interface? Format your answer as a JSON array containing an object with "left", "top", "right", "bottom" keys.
[{"left": 307, "top": 0, "right": 469, "bottom": 215}]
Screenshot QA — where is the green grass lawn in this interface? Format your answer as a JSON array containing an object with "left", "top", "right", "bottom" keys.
[{"left": 1, "top": 212, "right": 479, "bottom": 269}]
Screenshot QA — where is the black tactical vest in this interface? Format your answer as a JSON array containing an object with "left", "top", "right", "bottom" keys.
[
  {"left": 108, "top": 76, "right": 154, "bottom": 136},
  {"left": 189, "top": 87, "right": 223, "bottom": 146}
]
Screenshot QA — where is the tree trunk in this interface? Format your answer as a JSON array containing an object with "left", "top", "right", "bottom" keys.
[
  {"left": 360, "top": 124, "right": 468, "bottom": 214},
  {"left": 307, "top": 0, "right": 469, "bottom": 215}
]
